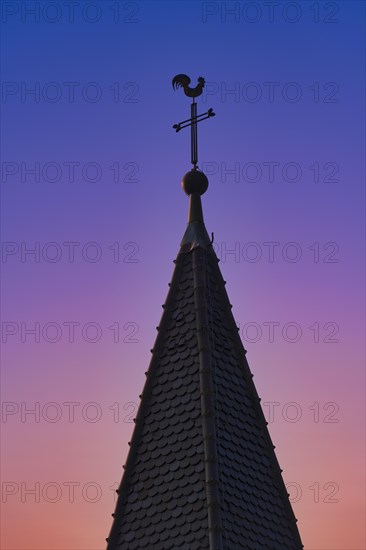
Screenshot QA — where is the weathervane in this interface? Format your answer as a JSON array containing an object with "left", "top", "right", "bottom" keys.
[{"left": 172, "top": 74, "right": 215, "bottom": 170}]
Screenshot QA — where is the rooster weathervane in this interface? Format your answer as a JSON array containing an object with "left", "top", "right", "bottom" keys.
[{"left": 172, "top": 74, "right": 215, "bottom": 169}]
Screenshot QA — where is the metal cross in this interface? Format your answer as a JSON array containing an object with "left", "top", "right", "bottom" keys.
[{"left": 172, "top": 74, "right": 216, "bottom": 169}]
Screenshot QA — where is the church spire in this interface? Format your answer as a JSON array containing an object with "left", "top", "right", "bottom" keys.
[{"left": 105, "top": 75, "right": 303, "bottom": 550}]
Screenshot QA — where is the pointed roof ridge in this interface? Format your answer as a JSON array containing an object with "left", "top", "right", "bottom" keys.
[{"left": 190, "top": 244, "right": 223, "bottom": 548}]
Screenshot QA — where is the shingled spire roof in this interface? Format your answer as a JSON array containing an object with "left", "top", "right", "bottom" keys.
[{"left": 106, "top": 168, "right": 303, "bottom": 549}]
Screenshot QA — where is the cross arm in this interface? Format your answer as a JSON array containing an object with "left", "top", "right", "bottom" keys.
[{"left": 172, "top": 108, "right": 215, "bottom": 133}]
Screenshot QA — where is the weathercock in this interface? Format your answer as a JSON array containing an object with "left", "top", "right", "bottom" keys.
[{"left": 172, "top": 74, "right": 205, "bottom": 98}]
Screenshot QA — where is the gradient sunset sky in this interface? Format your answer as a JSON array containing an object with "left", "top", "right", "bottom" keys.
[{"left": 1, "top": 1, "right": 365, "bottom": 549}]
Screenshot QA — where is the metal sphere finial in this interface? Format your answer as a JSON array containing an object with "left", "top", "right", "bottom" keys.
[{"left": 182, "top": 170, "right": 209, "bottom": 196}]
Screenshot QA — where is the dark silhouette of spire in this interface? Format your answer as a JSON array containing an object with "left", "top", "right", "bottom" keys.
[{"left": 105, "top": 76, "right": 303, "bottom": 549}]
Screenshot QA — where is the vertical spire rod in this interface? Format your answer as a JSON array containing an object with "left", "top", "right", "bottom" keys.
[{"left": 191, "top": 100, "right": 198, "bottom": 168}]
